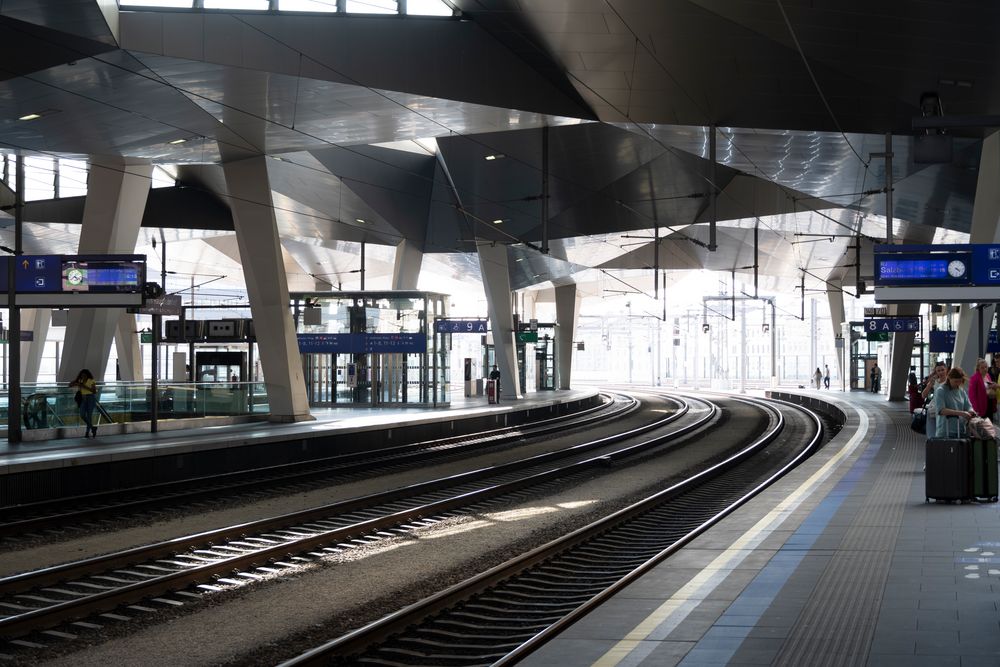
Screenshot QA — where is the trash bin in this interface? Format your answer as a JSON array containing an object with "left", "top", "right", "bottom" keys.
[{"left": 486, "top": 379, "right": 498, "bottom": 404}]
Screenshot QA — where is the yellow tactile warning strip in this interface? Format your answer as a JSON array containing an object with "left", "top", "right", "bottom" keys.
[{"left": 591, "top": 406, "right": 871, "bottom": 667}]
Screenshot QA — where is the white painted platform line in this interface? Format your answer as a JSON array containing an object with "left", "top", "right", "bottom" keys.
[{"left": 591, "top": 408, "right": 870, "bottom": 667}]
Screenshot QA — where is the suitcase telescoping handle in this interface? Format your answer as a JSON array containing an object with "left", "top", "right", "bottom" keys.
[{"left": 943, "top": 414, "right": 964, "bottom": 438}]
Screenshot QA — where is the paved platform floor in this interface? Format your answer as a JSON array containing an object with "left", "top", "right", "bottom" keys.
[
  {"left": 0, "top": 387, "right": 599, "bottom": 476},
  {"left": 522, "top": 390, "right": 1000, "bottom": 667}
]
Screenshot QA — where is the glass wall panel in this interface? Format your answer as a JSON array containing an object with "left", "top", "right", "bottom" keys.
[
  {"left": 406, "top": 0, "right": 452, "bottom": 15},
  {"left": 204, "top": 0, "right": 269, "bottom": 8},
  {"left": 279, "top": 0, "right": 338, "bottom": 9},
  {"left": 120, "top": 0, "right": 195, "bottom": 7},
  {"left": 24, "top": 156, "right": 54, "bottom": 201},
  {"left": 58, "top": 158, "right": 88, "bottom": 198},
  {"left": 346, "top": 0, "right": 397, "bottom": 13},
  {"left": 152, "top": 166, "right": 176, "bottom": 189}
]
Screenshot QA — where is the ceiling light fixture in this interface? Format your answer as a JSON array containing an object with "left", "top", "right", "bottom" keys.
[
  {"left": 17, "top": 113, "right": 41, "bottom": 121},
  {"left": 169, "top": 138, "right": 187, "bottom": 145},
  {"left": 492, "top": 219, "right": 504, "bottom": 224},
  {"left": 356, "top": 218, "right": 366, "bottom": 224},
  {"left": 484, "top": 154, "right": 505, "bottom": 161}
]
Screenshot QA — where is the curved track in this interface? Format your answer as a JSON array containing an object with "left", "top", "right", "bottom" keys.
[
  {"left": 0, "top": 392, "right": 720, "bottom": 647},
  {"left": 279, "top": 395, "right": 823, "bottom": 667},
  {"left": 0, "top": 393, "right": 639, "bottom": 539}
]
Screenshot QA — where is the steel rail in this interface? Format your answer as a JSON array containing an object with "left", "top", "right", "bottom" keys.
[
  {"left": 278, "top": 395, "right": 819, "bottom": 666},
  {"left": 0, "top": 392, "right": 634, "bottom": 537},
  {"left": 0, "top": 393, "right": 711, "bottom": 639}
]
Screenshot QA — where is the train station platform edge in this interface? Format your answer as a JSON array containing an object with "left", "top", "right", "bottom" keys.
[
  {"left": 0, "top": 388, "right": 601, "bottom": 478},
  {"left": 521, "top": 389, "right": 1000, "bottom": 667}
]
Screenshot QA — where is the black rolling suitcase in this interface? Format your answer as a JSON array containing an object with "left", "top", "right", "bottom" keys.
[
  {"left": 926, "top": 417, "right": 972, "bottom": 503},
  {"left": 971, "top": 436, "right": 999, "bottom": 502}
]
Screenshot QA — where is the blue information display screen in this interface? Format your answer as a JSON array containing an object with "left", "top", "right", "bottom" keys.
[
  {"left": 931, "top": 330, "right": 1000, "bottom": 353},
  {"left": 875, "top": 253, "right": 971, "bottom": 286},
  {"left": 0, "top": 254, "right": 146, "bottom": 293},
  {"left": 878, "top": 259, "right": 947, "bottom": 280},
  {"left": 62, "top": 260, "right": 142, "bottom": 292},
  {"left": 297, "top": 333, "right": 427, "bottom": 354}
]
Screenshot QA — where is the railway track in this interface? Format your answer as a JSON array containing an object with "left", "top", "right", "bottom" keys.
[
  {"left": 278, "top": 395, "right": 823, "bottom": 667},
  {"left": 0, "top": 392, "right": 720, "bottom": 651},
  {"left": 0, "top": 392, "right": 640, "bottom": 539}
]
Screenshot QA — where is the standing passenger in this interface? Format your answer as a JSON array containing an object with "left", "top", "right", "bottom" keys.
[
  {"left": 69, "top": 368, "right": 98, "bottom": 438},
  {"left": 969, "top": 358, "right": 996, "bottom": 418},
  {"left": 812, "top": 367, "right": 822, "bottom": 389},
  {"left": 922, "top": 362, "right": 948, "bottom": 437},
  {"left": 823, "top": 364, "right": 831, "bottom": 389},
  {"left": 870, "top": 362, "right": 882, "bottom": 393},
  {"left": 934, "top": 367, "right": 975, "bottom": 437},
  {"left": 489, "top": 364, "right": 501, "bottom": 403}
]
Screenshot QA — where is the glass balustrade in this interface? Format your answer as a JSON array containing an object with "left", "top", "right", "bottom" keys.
[{"left": 4, "top": 381, "right": 269, "bottom": 430}]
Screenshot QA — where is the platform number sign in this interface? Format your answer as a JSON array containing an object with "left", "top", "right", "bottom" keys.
[
  {"left": 435, "top": 319, "right": 489, "bottom": 334},
  {"left": 864, "top": 317, "right": 920, "bottom": 333}
]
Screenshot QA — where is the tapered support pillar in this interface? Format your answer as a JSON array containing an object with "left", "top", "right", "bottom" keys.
[
  {"left": 555, "top": 284, "right": 580, "bottom": 390},
  {"left": 59, "top": 158, "right": 151, "bottom": 381},
  {"left": 888, "top": 304, "right": 921, "bottom": 401},
  {"left": 20, "top": 309, "right": 50, "bottom": 383},
  {"left": 391, "top": 239, "right": 424, "bottom": 290},
  {"left": 954, "top": 131, "right": 1000, "bottom": 373},
  {"left": 223, "top": 156, "right": 312, "bottom": 422},
  {"left": 115, "top": 312, "right": 142, "bottom": 381},
  {"left": 476, "top": 240, "right": 520, "bottom": 399},
  {"left": 826, "top": 281, "right": 844, "bottom": 390}
]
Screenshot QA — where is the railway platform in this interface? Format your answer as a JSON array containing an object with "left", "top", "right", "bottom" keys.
[
  {"left": 522, "top": 389, "right": 1000, "bottom": 667},
  {"left": 0, "top": 388, "right": 601, "bottom": 506}
]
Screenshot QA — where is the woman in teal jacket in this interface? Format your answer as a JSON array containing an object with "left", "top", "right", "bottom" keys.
[{"left": 933, "top": 367, "right": 976, "bottom": 438}]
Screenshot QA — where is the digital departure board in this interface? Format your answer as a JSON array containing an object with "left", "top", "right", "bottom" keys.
[
  {"left": 0, "top": 254, "right": 147, "bottom": 306},
  {"left": 61, "top": 259, "right": 142, "bottom": 292},
  {"left": 875, "top": 253, "right": 971, "bottom": 286}
]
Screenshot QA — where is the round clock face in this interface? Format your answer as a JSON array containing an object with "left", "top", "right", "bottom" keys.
[
  {"left": 947, "top": 259, "right": 967, "bottom": 278},
  {"left": 65, "top": 268, "right": 85, "bottom": 285}
]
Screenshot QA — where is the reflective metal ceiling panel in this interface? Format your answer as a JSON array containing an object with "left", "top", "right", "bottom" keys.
[{"left": 1, "top": 1, "right": 994, "bottom": 300}]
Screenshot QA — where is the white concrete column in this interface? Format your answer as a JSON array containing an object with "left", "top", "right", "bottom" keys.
[
  {"left": 888, "top": 303, "right": 921, "bottom": 401},
  {"left": 391, "top": 239, "right": 424, "bottom": 290},
  {"left": 887, "top": 222, "right": 938, "bottom": 399},
  {"left": 954, "top": 131, "right": 1000, "bottom": 373},
  {"left": 554, "top": 283, "right": 580, "bottom": 390},
  {"left": 223, "top": 155, "right": 312, "bottom": 422},
  {"left": 58, "top": 158, "right": 151, "bottom": 382},
  {"left": 115, "top": 312, "right": 142, "bottom": 381},
  {"left": 826, "top": 281, "right": 844, "bottom": 389},
  {"left": 477, "top": 240, "right": 520, "bottom": 399},
  {"left": 20, "top": 308, "right": 51, "bottom": 383}
]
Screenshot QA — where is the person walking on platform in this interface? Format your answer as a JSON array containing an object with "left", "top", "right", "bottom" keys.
[
  {"left": 69, "top": 368, "right": 98, "bottom": 438},
  {"left": 812, "top": 367, "right": 822, "bottom": 389},
  {"left": 933, "top": 367, "right": 975, "bottom": 438},
  {"left": 923, "top": 362, "right": 948, "bottom": 437},
  {"left": 823, "top": 364, "right": 831, "bottom": 389}
]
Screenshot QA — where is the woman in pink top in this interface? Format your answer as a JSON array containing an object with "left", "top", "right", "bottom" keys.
[{"left": 968, "top": 358, "right": 994, "bottom": 418}]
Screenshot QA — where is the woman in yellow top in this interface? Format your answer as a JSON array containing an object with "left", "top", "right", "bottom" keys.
[{"left": 69, "top": 368, "right": 98, "bottom": 438}]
